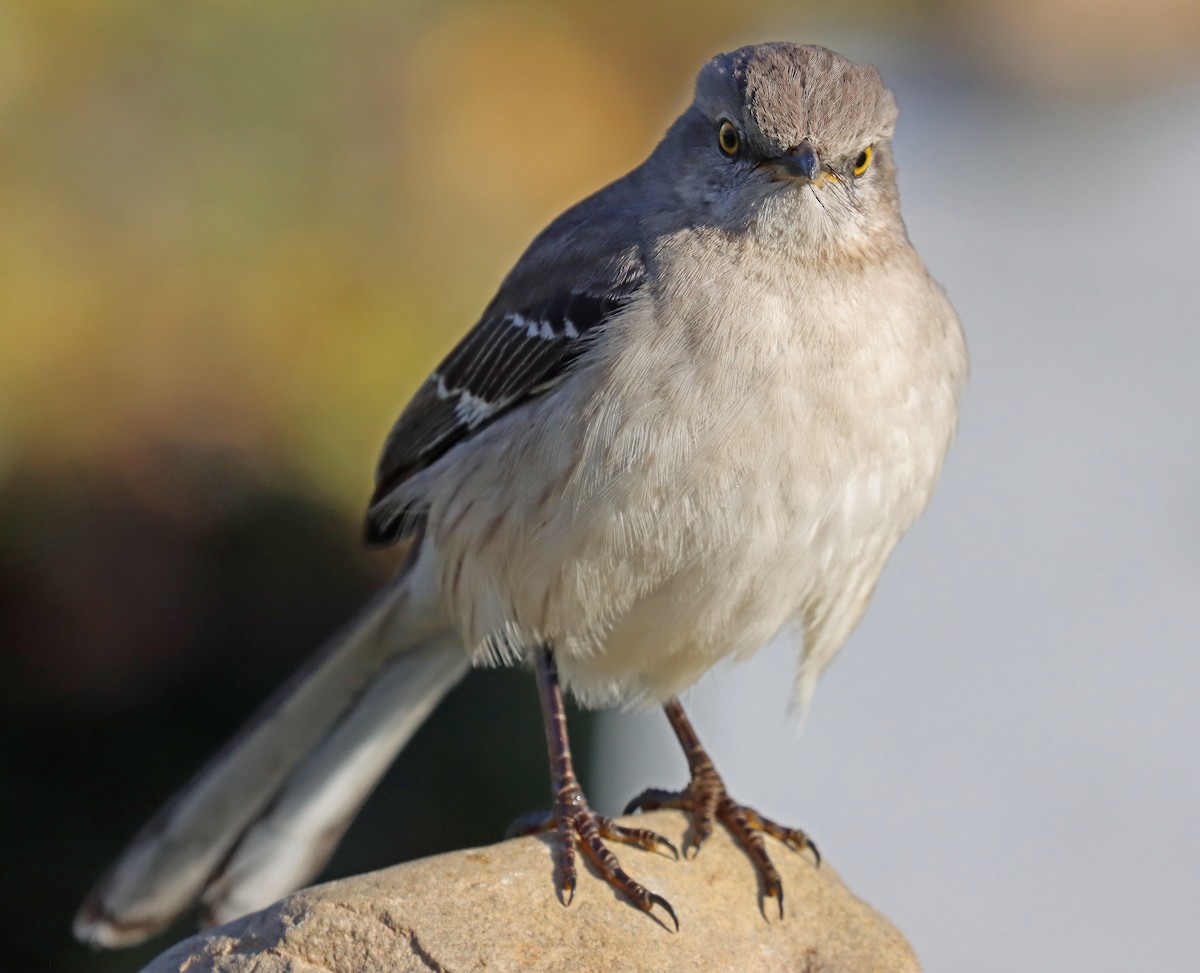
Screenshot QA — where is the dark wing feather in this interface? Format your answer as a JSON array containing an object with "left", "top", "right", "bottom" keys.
[{"left": 365, "top": 249, "right": 645, "bottom": 544}]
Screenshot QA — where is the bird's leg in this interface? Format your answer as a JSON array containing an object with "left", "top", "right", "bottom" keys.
[
  {"left": 506, "top": 646, "right": 679, "bottom": 929},
  {"left": 624, "top": 698, "right": 818, "bottom": 917}
]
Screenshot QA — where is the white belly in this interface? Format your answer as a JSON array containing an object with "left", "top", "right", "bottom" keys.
[{"left": 415, "top": 242, "right": 965, "bottom": 710}]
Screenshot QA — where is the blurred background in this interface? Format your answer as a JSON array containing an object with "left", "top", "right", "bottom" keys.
[{"left": 2, "top": 1, "right": 1197, "bottom": 971}]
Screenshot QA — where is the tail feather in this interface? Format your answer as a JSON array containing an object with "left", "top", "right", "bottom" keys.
[
  {"left": 200, "top": 634, "right": 467, "bottom": 925},
  {"left": 73, "top": 577, "right": 464, "bottom": 947}
]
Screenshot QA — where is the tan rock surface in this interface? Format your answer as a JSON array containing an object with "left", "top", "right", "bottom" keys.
[{"left": 141, "top": 811, "right": 920, "bottom": 973}]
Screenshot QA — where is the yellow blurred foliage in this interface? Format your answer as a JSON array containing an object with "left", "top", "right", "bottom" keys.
[{"left": 0, "top": 1, "right": 770, "bottom": 509}]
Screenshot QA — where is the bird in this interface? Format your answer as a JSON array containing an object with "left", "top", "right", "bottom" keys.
[{"left": 74, "top": 41, "right": 967, "bottom": 942}]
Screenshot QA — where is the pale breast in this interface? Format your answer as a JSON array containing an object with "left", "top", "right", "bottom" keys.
[{"left": 418, "top": 236, "right": 965, "bottom": 708}]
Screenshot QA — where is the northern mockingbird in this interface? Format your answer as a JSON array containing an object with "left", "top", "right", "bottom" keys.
[{"left": 75, "top": 42, "right": 967, "bottom": 941}]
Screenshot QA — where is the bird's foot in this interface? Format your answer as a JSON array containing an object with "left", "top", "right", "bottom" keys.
[
  {"left": 624, "top": 765, "right": 818, "bottom": 918},
  {"left": 508, "top": 782, "right": 680, "bottom": 929}
]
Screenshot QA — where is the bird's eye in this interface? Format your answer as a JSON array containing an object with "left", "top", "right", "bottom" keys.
[
  {"left": 718, "top": 121, "right": 740, "bottom": 157},
  {"left": 852, "top": 145, "right": 873, "bottom": 176}
]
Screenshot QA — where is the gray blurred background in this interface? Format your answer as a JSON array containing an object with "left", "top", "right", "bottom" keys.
[{"left": 2, "top": 2, "right": 1197, "bottom": 971}]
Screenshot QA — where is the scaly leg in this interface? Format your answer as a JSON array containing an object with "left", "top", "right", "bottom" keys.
[
  {"left": 508, "top": 646, "right": 679, "bottom": 929},
  {"left": 624, "top": 698, "right": 818, "bottom": 917}
]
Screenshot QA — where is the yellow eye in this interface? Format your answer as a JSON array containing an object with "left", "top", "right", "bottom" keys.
[
  {"left": 852, "top": 145, "right": 873, "bottom": 176},
  {"left": 718, "top": 121, "right": 740, "bottom": 156}
]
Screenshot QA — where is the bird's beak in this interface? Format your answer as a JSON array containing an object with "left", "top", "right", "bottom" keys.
[{"left": 765, "top": 139, "right": 821, "bottom": 184}]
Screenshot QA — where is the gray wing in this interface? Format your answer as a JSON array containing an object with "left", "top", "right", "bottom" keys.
[{"left": 365, "top": 246, "right": 646, "bottom": 544}]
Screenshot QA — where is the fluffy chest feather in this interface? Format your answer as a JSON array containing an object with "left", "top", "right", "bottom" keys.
[
  {"left": 550, "top": 239, "right": 957, "bottom": 697},
  {"left": 421, "top": 233, "right": 965, "bottom": 706}
]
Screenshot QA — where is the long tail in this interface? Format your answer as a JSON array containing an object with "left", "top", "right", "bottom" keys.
[{"left": 73, "top": 574, "right": 468, "bottom": 947}]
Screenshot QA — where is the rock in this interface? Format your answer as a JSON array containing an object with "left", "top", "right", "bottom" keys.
[{"left": 141, "top": 810, "right": 920, "bottom": 973}]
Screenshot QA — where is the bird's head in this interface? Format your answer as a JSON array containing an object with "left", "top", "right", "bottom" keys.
[{"left": 659, "top": 43, "right": 903, "bottom": 258}]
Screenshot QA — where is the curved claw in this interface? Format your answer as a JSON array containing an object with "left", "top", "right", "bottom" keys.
[
  {"left": 758, "top": 876, "right": 784, "bottom": 920},
  {"left": 741, "top": 805, "right": 819, "bottom": 866},
  {"left": 524, "top": 796, "right": 678, "bottom": 928},
  {"left": 648, "top": 892, "right": 679, "bottom": 932},
  {"left": 776, "top": 831, "right": 817, "bottom": 861},
  {"left": 652, "top": 834, "right": 681, "bottom": 861},
  {"left": 628, "top": 775, "right": 817, "bottom": 920},
  {"left": 603, "top": 822, "right": 679, "bottom": 860},
  {"left": 771, "top": 826, "right": 819, "bottom": 865}
]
